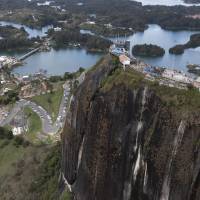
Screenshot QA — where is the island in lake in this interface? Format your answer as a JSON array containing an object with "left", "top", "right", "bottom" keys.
[
  {"left": 169, "top": 45, "right": 185, "bottom": 55},
  {"left": 132, "top": 44, "right": 165, "bottom": 57},
  {"left": 169, "top": 33, "right": 200, "bottom": 55}
]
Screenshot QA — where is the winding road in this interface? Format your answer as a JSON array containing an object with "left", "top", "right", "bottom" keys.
[{"left": 0, "top": 82, "right": 70, "bottom": 135}]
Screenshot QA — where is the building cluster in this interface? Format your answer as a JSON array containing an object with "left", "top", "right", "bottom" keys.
[
  {"left": 14, "top": 71, "right": 49, "bottom": 98},
  {"left": 14, "top": 70, "right": 47, "bottom": 83},
  {"left": 162, "top": 69, "right": 193, "bottom": 84},
  {"left": 109, "top": 41, "right": 200, "bottom": 91},
  {"left": 144, "top": 66, "right": 200, "bottom": 90},
  {"left": 0, "top": 56, "right": 22, "bottom": 68},
  {"left": 109, "top": 41, "right": 130, "bottom": 57},
  {"left": 53, "top": 27, "right": 62, "bottom": 32}
]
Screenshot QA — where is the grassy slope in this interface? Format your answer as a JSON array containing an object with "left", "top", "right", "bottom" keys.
[
  {"left": 31, "top": 88, "right": 63, "bottom": 122},
  {"left": 0, "top": 138, "right": 45, "bottom": 199},
  {"left": 0, "top": 138, "right": 71, "bottom": 200}
]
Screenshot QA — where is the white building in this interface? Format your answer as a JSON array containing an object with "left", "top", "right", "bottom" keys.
[
  {"left": 54, "top": 27, "right": 62, "bottom": 32},
  {"left": 0, "top": 56, "right": 7, "bottom": 62},
  {"left": 86, "top": 21, "right": 96, "bottom": 25},
  {"left": 104, "top": 23, "right": 112, "bottom": 28},
  {"left": 0, "top": 56, "right": 21, "bottom": 68},
  {"left": 3, "top": 87, "right": 11, "bottom": 94},
  {"left": 22, "top": 75, "right": 31, "bottom": 82},
  {"left": 12, "top": 127, "right": 24, "bottom": 135}
]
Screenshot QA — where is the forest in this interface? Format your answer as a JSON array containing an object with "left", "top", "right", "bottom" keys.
[
  {"left": 49, "top": 28, "right": 111, "bottom": 52},
  {"left": 0, "top": 26, "right": 34, "bottom": 50},
  {"left": 132, "top": 44, "right": 165, "bottom": 57}
]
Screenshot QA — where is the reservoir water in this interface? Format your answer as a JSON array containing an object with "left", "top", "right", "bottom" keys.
[
  {"left": 0, "top": 21, "right": 52, "bottom": 38},
  {"left": 111, "top": 24, "right": 200, "bottom": 71},
  {"left": 0, "top": 21, "right": 103, "bottom": 75},
  {"left": 0, "top": 48, "right": 103, "bottom": 76},
  {"left": 132, "top": 0, "right": 200, "bottom": 6},
  {"left": 1, "top": 21, "right": 200, "bottom": 74}
]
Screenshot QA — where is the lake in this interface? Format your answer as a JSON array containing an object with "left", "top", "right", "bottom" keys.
[
  {"left": 0, "top": 21, "right": 103, "bottom": 75},
  {"left": 132, "top": 0, "right": 200, "bottom": 6},
  {"left": 0, "top": 21, "right": 52, "bottom": 38},
  {"left": 111, "top": 24, "right": 200, "bottom": 71},
  {"left": 0, "top": 48, "right": 103, "bottom": 76},
  {"left": 1, "top": 21, "right": 200, "bottom": 74}
]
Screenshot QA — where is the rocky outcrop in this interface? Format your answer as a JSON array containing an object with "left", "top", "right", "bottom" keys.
[{"left": 61, "top": 55, "right": 200, "bottom": 200}]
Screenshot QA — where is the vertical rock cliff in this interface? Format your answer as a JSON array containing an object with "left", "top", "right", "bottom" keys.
[{"left": 61, "top": 55, "right": 200, "bottom": 200}]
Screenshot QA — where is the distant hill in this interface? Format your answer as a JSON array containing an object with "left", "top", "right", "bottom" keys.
[{"left": 184, "top": 0, "right": 200, "bottom": 4}]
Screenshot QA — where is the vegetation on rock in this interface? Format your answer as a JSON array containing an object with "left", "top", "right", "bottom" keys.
[{"left": 61, "top": 55, "right": 200, "bottom": 200}]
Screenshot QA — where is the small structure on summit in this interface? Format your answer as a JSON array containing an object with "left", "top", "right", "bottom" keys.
[
  {"left": 109, "top": 39, "right": 130, "bottom": 57},
  {"left": 119, "top": 54, "right": 131, "bottom": 70}
]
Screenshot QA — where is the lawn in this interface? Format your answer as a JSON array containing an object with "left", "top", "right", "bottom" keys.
[
  {"left": 24, "top": 107, "right": 42, "bottom": 142},
  {"left": 30, "top": 88, "right": 63, "bottom": 122}
]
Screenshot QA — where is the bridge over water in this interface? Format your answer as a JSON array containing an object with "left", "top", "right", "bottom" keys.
[{"left": 19, "top": 47, "right": 40, "bottom": 61}]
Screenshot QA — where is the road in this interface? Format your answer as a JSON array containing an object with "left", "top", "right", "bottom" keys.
[{"left": 0, "top": 83, "right": 70, "bottom": 135}]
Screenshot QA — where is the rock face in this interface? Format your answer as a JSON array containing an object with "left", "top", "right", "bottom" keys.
[{"left": 61, "top": 55, "right": 200, "bottom": 200}]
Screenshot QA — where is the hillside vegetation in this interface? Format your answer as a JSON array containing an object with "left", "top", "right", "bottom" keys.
[{"left": 0, "top": 126, "right": 71, "bottom": 200}]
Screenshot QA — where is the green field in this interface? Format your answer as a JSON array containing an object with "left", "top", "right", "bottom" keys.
[
  {"left": 30, "top": 88, "right": 63, "bottom": 122},
  {"left": 24, "top": 107, "right": 42, "bottom": 143}
]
